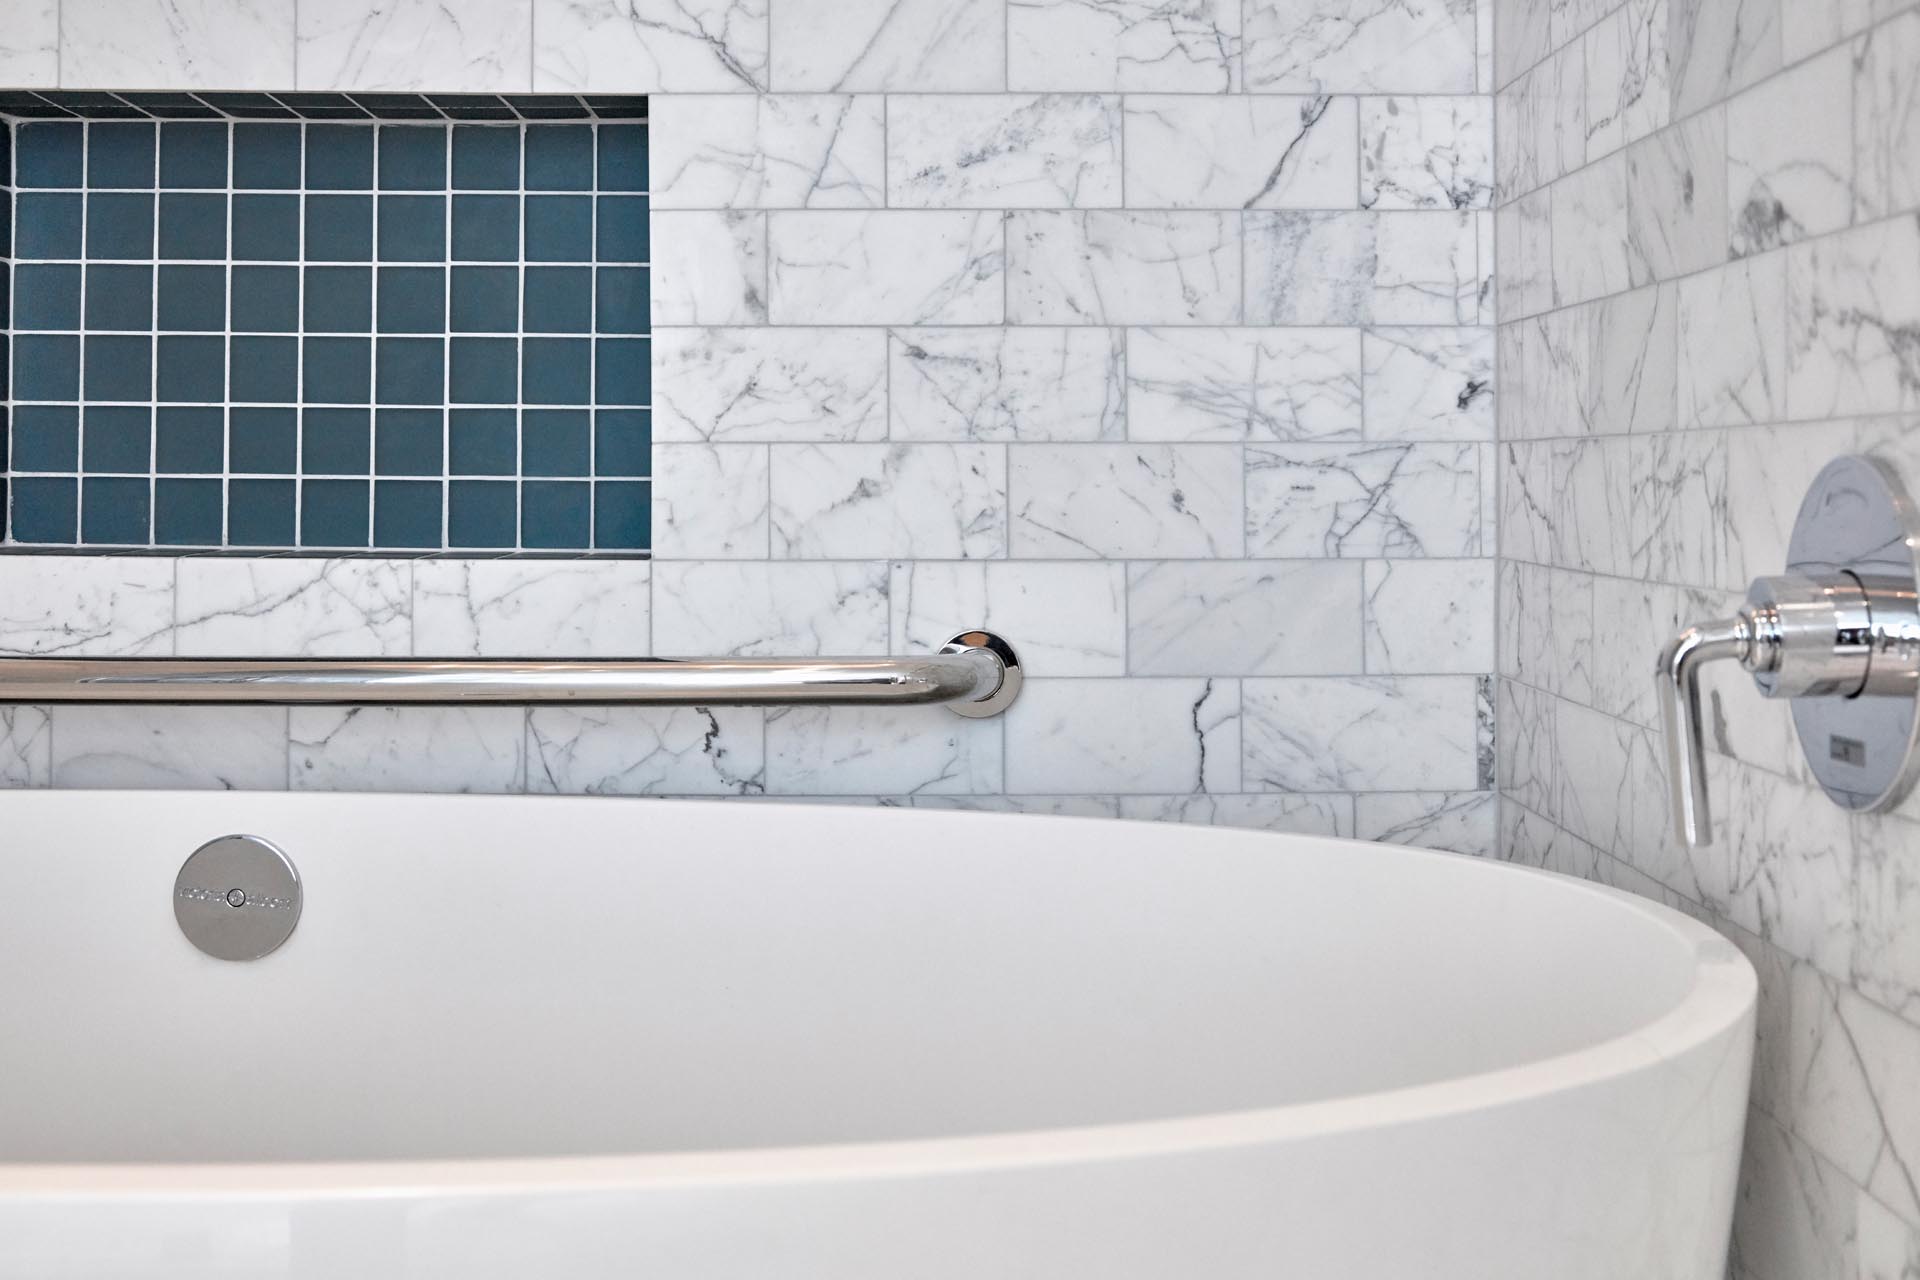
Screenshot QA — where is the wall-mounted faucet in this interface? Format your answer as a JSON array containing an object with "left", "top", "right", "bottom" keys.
[{"left": 1657, "top": 455, "right": 1920, "bottom": 847}]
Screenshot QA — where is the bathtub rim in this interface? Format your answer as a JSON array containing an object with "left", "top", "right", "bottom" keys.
[{"left": 0, "top": 792, "right": 1757, "bottom": 1199}]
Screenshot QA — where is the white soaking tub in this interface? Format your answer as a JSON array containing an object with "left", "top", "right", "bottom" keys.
[{"left": 0, "top": 790, "right": 1753, "bottom": 1280}]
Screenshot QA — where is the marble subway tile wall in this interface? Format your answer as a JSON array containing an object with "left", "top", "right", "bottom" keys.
[
  {"left": 3, "top": 0, "right": 1494, "bottom": 854},
  {"left": 1493, "top": 0, "right": 1920, "bottom": 1274}
]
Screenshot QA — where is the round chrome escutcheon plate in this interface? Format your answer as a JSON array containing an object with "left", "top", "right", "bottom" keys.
[{"left": 174, "top": 834, "right": 303, "bottom": 961}]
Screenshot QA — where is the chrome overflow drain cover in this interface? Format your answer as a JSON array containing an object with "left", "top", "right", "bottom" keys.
[{"left": 174, "top": 835, "right": 302, "bottom": 961}]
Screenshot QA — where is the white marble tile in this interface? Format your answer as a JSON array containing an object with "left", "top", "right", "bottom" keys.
[
  {"left": 652, "top": 327, "right": 885, "bottom": 442},
  {"left": 1731, "top": 1109, "right": 1862, "bottom": 1280},
  {"left": 1787, "top": 215, "right": 1920, "bottom": 420},
  {"left": 890, "top": 560, "right": 1128, "bottom": 676},
  {"left": 1008, "top": 211, "right": 1242, "bottom": 325},
  {"left": 0, "top": 0, "right": 56, "bottom": 86},
  {"left": 901, "top": 793, "right": 1121, "bottom": 816},
  {"left": 1668, "top": 0, "right": 1781, "bottom": 118},
  {"left": 531, "top": 0, "right": 768, "bottom": 91},
  {"left": 1009, "top": 443, "right": 1243, "bottom": 557},
  {"left": 651, "top": 561, "right": 889, "bottom": 655},
  {"left": 1626, "top": 105, "right": 1728, "bottom": 285},
  {"left": 49, "top": 707, "right": 288, "bottom": 791},
  {"left": 649, "top": 443, "right": 771, "bottom": 558},
  {"left": 0, "top": 557, "right": 174, "bottom": 657},
  {"left": 61, "top": 0, "right": 297, "bottom": 89},
  {"left": 1363, "top": 559, "right": 1495, "bottom": 674},
  {"left": 890, "top": 328, "right": 1124, "bottom": 442},
  {"left": 1589, "top": 283, "right": 1680, "bottom": 435},
  {"left": 1355, "top": 790, "right": 1497, "bottom": 855},
  {"left": 889, "top": 94, "right": 1122, "bottom": 209},
  {"left": 770, "top": 443, "right": 1007, "bottom": 559},
  {"left": 1124, "top": 95, "right": 1359, "bottom": 210},
  {"left": 1245, "top": 211, "right": 1480, "bottom": 325},
  {"left": 1007, "top": 0, "right": 1241, "bottom": 92},
  {"left": 1553, "top": 0, "right": 1615, "bottom": 45},
  {"left": 1127, "top": 560, "right": 1365, "bottom": 675},
  {"left": 1714, "top": 758, "right": 1859, "bottom": 976},
  {"left": 296, "top": 0, "right": 531, "bottom": 92},
  {"left": 1362, "top": 326, "right": 1494, "bottom": 441},
  {"left": 1589, "top": 575, "right": 1672, "bottom": 726},
  {"left": 1496, "top": 190, "right": 1554, "bottom": 319},
  {"left": 1723, "top": 420, "right": 1857, "bottom": 591},
  {"left": 1678, "top": 251, "right": 1787, "bottom": 427},
  {"left": 411, "top": 560, "right": 651, "bottom": 656},
  {"left": 1854, "top": 10, "right": 1920, "bottom": 223},
  {"left": 1726, "top": 45, "right": 1854, "bottom": 257},
  {"left": 174, "top": 560, "right": 411, "bottom": 657},
  {"left": 648, "top": 96, "right": 884, "bottom": 209},
  {"left": 1782, "top": 0, "right": 1912, "bottom": 61},
  {"left": 1117, "top": 792, "right": 1353, "bottom": 835},
  {"left": 1246, "top": 442, "right": 1482, "bottom": 557},
  {"left": 1497, "top": 678, "right": 1556, "bottom": 818},
  {"left": 1127, "top": 327, "right": 1363, "bottom": 442},
  {"left": 1552, "top": 697, "right": 1635, "bottom": 853},
  {"left": 1006, "top": 677, "right": 1240, "bottom": 793},
  {"left": 0, "top": 709, "right": 51, "bottom": 788},
  {"left": 1244, "top": 675, "right": 1483, "bottom": 791},
  {"left": 771, "top": 0, "right": 1003, "bottom": 90},
  {"left": 1361, "top": 96, "right": 1493, "bottom": 210},
  {"left": 1550, "top": 153, "right": 1633, "bottom": 307},
  {"left": 528, "top": 706, "right": 765, "bottom": 794},
  {"left": 1245, "top": 0, "right": 1476, "bottom": 92},
  {"left": 1495, "top": 0, "right": 1552, "bottom": 87},
  {"left": 1630, "top": 431, "right": 1732, "bottom": 587},
  {"left": 766, "top": 704, "right": 1003, "bottom": 793},
  {"left": 650, "top": 212, "right": 768, "bottom": 325},
  {"left": 290, "top": 707, "right": 527, "bottom": 793},
  {"left": 769, "top": 211, "right": 1004, "bottom": 325},
  {"left": 1854, "top": 810, "right": 1920, "bottom": 1025},
  {"left": 1583, "top": 0, "right": 1671, "bottom": 161}
]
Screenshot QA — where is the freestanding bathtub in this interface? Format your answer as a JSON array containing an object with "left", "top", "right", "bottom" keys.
[{"left": 0, "top": 790, "right": 1753, "bottom": 1279}]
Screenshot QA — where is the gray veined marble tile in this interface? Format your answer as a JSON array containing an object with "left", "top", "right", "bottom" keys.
[
  {"left": 1245, "top": 210, "right": 1480, "bottom": 325},
  {"left": 0, "top": 0, "right": 56, "bottom": 86},
  {"left": 1476, "top": 0, "right": 1495, "bottom": 93},
  {"left": 1726, "top": 44, "right": 1855, "bottom": 257},
  {"left": 1853, "top": 809, "right": 1920, "bottom": 1026},
  {"left": 0, "top": 557, "right": 174, "bottom": 657},
  {"left": 1783, "top": 0, "right": 1916, "bottom": 62},
  {"left": 1361, "top": 326, "right": 1494, "bottom": 441},
  {"left": 174, "top": 560, "right": 411, "bottom": 657},
  {"left": 1007, "top": 0, "right": 1241, "bottom": 93},
  {"left": 648, "top": 96, "right": 885, "bottom": 209},
  {"left": 1549, "top": 153, "right": 1633, "bottom": 308},
  {"left": 1245, "top": 442, "right": 1482, "bottom": 558},
  {"left": 528, "top": 706, "right": 766, "bottom": 795},
  {"left": 1494, "top": 0, "right": 1551, "bottom": 88},
  {"left": 889, "top": 328, "right": 1124, "bottom": 442},
  {"left": 1668, "top": 0, "right": 1781, "bottom": 118},
  {"left": 650, "top": 211, "right": 768, "bottom": 325},
  {"left": 1126, "top": 560, "right": 1365, "bottom": 676},
  {"left": 650, "top": 561, "right": 890, "bottom": 656},
  {"left": 1631, "top": 429, "right": 1732, "bottom": 589},
  {"left": 532, "top": 0, "right": 768, "bottom": 91},
  {"left": 904, "top": 794, "right": 1122, "bottom": 817},
  {"left": 1854, "top": 10, "right": 1920, "bottom": 224},
  {"left": 770, "top": 0, "right": 1004, "bottom": 91},
  {"left": 1496, "top": 190, "right": 1554, "bottom": 320},
  {"left": 60, "top": 0, "right": 297, "bottom": 89},
  {"left": 1360, "top": 97, "right": 1493, "bottom": 210},
  {"left": 652, "top": 328, "right": 886, "bottom": 443},
  {"left": 49, "top": 707, "right": 289, "bottom": 791},
  {"left": 769, "top": 442, "right": 1008, "bottom": 559},
  {"left": 650, "top": 443, "right": 771, "bottom": 558},
  {"left": 769, "top": 211, "right": 1004, "bottom": 325},
  {"left": 296, "top": 0, "right": 532, "bottom": 92},
  {"left": 1363, "top": 559, "right": 1495, "bottom": 674},
  {"left": 1678, "top": 250, "right": 1786, "bottom": 427},
  {"left": 1355, "top": 790, "right": 1496, "bottom": 855},
  {"left": 1787, "top": 216, "right": 1920, "bottom": 420},
  {"left": 1123, "top": 95, "right": 1359, "bottom": 210},
  {"left": 1588, "top": 284, "right": 1680, "bottom": 435},
  {"left": 1009, "top": 443, "right": 1244, "bottom": 558},
  {"left": 1243, "top": 675, "right": 1483, "bottom": 791},
  {"left": 290, "top": 707, "right": 527, "bottom": 794},
  {"left": 1116, "top": 793, "right": 1353, "bottom": 836},
  {"left": 888, "top": 94, "right": 1122, "bottom": 210},
  {"left": 1244, "top": 0, "right": 1476, "bottom": 93},
  {"left": 1126, "top": 327, "right": 1363, "bottom": 442},
  {"left": 1626, "top": 105, "right": 1729, "bottom": 285},
  {"left": 766, "top": 703, "right": 1004, "bottom": 794},
  {"left": 1006, "top": 677, "right": 1240, "bottom": 794},
  {"left": 1008, "top": 211, "right": 1242, "bottom": 325},
  {"left": 890, "top": 560, "right": 1127, "bottom": 676},
  {"left": 412, "top": 560, "right": 652, "bottom": 656},
  {"left": 0, "top": 709, "right": 50, "bottom": 788},
  {"left": 1582, "top": 0, "right": 1672, "bottom": 162}
]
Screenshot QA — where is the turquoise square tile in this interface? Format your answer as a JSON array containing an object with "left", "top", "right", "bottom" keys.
[
  {"left": 81, "top": 477, "right": 150, "bottom": 543},
  {"left": 154, "top": 478, "right": 223, "bottom": 546},
  {"left": 228, "top": 478, "right": 296, "bottom": 546},
  {"left": 159, "top": 122, "right": 228, "bottom": 188},
  {"left": 597, "top": 125, "right": 648, "bottom": 193},
  {"left": 594, "top": 409, "right": 649, "bottom": 477},
  {"left": 525, "top": 125, "right": 592, "bottom": 190},
  {"left": 523, "top": 337, "right": 590, "bottom": 405},
  {"left": 82, "top": 335, "right": 152, "bottom": 402},
  {"left": 157, "top": 192, "right": 227, "bottom": 259},
  {"left": 378, "top": 126, "right": 446, "bottom": 190},
  {"left": 375, "top": 337, "right": 444, "bottom": 405},
  {"left": 15, "top": 193, "right": 84, "bottom": 258},
  {"left": 14, "top": 334, "right": 81, "bottom": 400},
  {"left": 156, "top": 406, "right": 224, "bottom": 473},
  {"left": 84, "top": 263, "right": 153, "bottom": 330},
  {"left": 303, "top": 337, "right": 373, "bottom": 404},
  {"left": 12, "top": 405, "right": 80, "bottom": 471},
  {"left": 231, "top": 193, "right": 300, "bottom": 260},
  {"left": 594, "top": 338, "right": 649, "bottom": 405},
  {"left": 302, "top": 407, "right": 370, "bottom": 474},
  {"left": 10, "top": 477, "right": 78, "bottom": 543},
  {"left": 14, "top": 263, "right": 81, "bottom": 329},
  {"left": 306, "top": 124, "right": 373, "bottom": 189},
  {"left": 449, "top": 266, "right": 517, "bottom": 332},
  {"left": 524, "top": 266, "right": 591, "bottom": 332},
  {"left": 82, "top": 406, "right": 151, "bottom": 472},
  {"left": 449, "top": 336, "right": 517, "bottom": 403},
  {"left": 88, "top": 122, "right": 156, "bottom": 188},
  {"left": 303, "top": 265, "right": 372, "bottom": 332},
  {"left": 449, "top": 409, "right": 515, "bottom": 475},
  {"left": 595, "top": 266, "right": 648, "bottom": 334},
  {"left": 594, "top": 481, "right": 649, "bottom": 550},
  {"left": 378, "top": 194, "right": 444, "bottom": 261},
  {"left": 16, "top": 121, "right": 83, "bottom": 187},
  {"left": 451, "top": 194, "right": 518, "bottom": 261},
  {"left": 156, "top": 335, "right": 225, "bottom": 402},
  {"left": 85, "top": 192, "right": 155, "bottom": 259},
  {"left": 305, "top": 194, "right": 374, "bottom": 261},
  {"left": 300, "top": 479, "right": 370, "bottom": 548},
  {"left": 595, "top": 196, "right": 648, "bottom": 262},
  {"left": 228, "top": 336, "right": 298, "bottom": 402},
  {"left": 374, "top": 480, "right": 442, "bottom": 549},
  {"left": 525, "top": 195, "right": 591, "bottom": 262},
  {"left": 448, "top": 480, "right": 515, "bottom": 548},
  {"left": 522, "top": 480, "right": 590, "bottom": 549},
  {"left": 376, "top": 408, "right": 444, "bottom": 475},
  {"left": 375, "top": 266, "right": 445, "bottom": 332},
  {"left": 158, "top": 264, "right": 227, "bottom": 330},
  {"left": 452, "top": 126, "right": 519, "bottom": 189},
  {"left": 229, "top": 265, "right": 298, "bottom": 331},
  {"left": 521, "top": 409, "right": 589, "bottom": 476},
  {"left": 229, "top": 407, "right": 296, "bottom": 473},
  {"left": 233, "top": 123, "right": 301, "bottom": 189}
]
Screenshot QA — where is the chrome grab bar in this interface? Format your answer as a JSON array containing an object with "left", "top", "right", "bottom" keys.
[{"left": 0, "top": 630, "right": 1024, "bottom": 719}]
